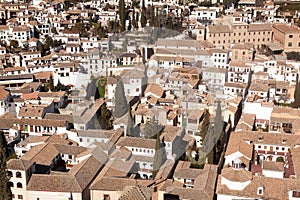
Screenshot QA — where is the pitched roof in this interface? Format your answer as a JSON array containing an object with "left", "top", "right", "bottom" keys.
[
  {"left": 208, "top": 25, "right": 232, "bottom": 33},
  {"left": 144, "top": 83, "right": 164, "bottom": 98},
  {"left": 273, "top": 24, "right": 300, "bottom": 34},
  {"left": 225, "top": 132, "right": 253, "bottom": 159},
  {"left": 116, "top": 137, "right": 156, "bottom": 149},
  {"left": 7, "top": 159, "right": 34, "bottom": 171},
  {"left": 27, "top": 174, "right": 82, "bottom": 192},
  {"left": 22, "top": 143, "right": 86, "bottom": 166},
  {"left": 262, "top": 160, "right": 284, "bottom": 172},
  {"left": 26, "top": 154, "right": 103, "bottom": 193},
  {"left": 222, "top": 167, "right": 253, "bottom": 182},
  {"left": 0, "top": 86, "right": 9, "bottom": 101},
  {"left": 248, "top": 24, "right": 272, "bottom": 32},
  {"left": 18, "top": 105, "right": 46, "bottom": 118},
  {"left": 217, "top": 174, "right": 300, "bottom": 200},
  {"left": 119, "top": 185, "right": 153, "bottom": 200},
  {"left": 89, "top": 176, "right": 152, "bottom": 191}
]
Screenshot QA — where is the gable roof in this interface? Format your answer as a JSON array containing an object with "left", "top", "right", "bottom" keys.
[
  {"left": 0, "top": 86, "right": 9, "bottom": 101},
  {"left": 7, "top": 159, "right": 34, "bottom": 171},
  {"left": 116, "top": 137, "right": 156, "bottom": 149}
]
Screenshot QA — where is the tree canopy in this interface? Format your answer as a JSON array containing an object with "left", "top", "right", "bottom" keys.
[
  {"left": 152, "top": 132, "right": 166, "bottom": 179},
  {"left": 291, "top": 75, "right": 300, "bottom": 108},
  {"left": 0, "top": 131, "right": 12, "bottom": 200},
  {"left": 141, "top": 0, "right": 147, "bottom": 27},
  {"left": 98, "top": 104, "right": 113, "bottom": 130},
  {"left": 119, "top": 0, "right": 126, "bottom": 31},
  {"left": 200, "top": 109, "right": 210, "bottom": 140},
  {"left": 114, "top": 79, "right": 128, "bottom": 118}
]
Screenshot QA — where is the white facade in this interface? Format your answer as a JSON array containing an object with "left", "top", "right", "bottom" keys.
[
  {"left": 262, "top": 169, "right": 284, "bottom": 178},
  {"left": 27, "top": 191, "right": 82, "bottom": 200},
  {"left": 243, "top": 101, "right": 273, "bottom": 121}
]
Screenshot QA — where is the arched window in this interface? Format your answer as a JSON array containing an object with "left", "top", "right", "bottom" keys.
[
  {"left": 17, "top": 182, "right": 22, "bottom": 188},
  {"left": 16, "top": 171, "right": 22, "bottom": 178},
  {"left": 7, "top": 171, "right": 13, "bottom": 177}
]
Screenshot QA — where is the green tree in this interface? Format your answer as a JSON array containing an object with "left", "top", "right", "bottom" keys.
[
  {"left": 166, "top": 16, "right": 174, "bottom": 29},
  {"left": 9, "top": 40, "right": 18, "bottom": 48},
  {"left": 104, "top": 3, "right": 111, "bottom": 11},
  {"left": 132, "top": 9, "right": 136, "bottom": 30},
  {"left": 152, "top": 132, "right": 166, "bottom": 179},
  {"left": 0, "top": 131, "right": 12, "bottom": 200},
  {"left": 141, "top": 0, "right": 147, "bottom": 27},
  {"left": 49, "top": 74, "right": 54, "bottom": 91},
  {"left": 34, "top": 26, "right": 40, "bottom": 39},
  {"left": 213, "top": 101, "right": 223, "bottom": 135},
  {"left": 56, "top": 79, "right": 62, "bottom": 91},
  {"left": 114, "top": 79, "right": 128, "bottom": 118},
  {"left": 200, "top": 109, "right": 210, "bottom": 141},
  {"left": 126, "top": 110, "right": 134, "bottom": 136},
  {"left": 201, "top": 101, "right": 224, "bottom": 165},
  {"left": 119, "top": 0, "right": 126, "bottom": 31},
  {"left": 98, "top": 104, "right": 113, "bottom": 130},
  {"left": 51, "top": 27, "right": 58, "bottom": 34}
]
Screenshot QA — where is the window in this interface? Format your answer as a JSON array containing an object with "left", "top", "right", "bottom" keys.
[
  {"left": 18, "top": 195, "right": 23, "bottom": 199},
  {"left": 7, "top": 171, "right": 12, "bottom": 177},
  {"left": 288, "top": 42, "right": 292, "bottom": 47},
  {"left": 104, "top": 195, "right": 110, "bottom": 200},
  {"left": 17, "top": 182, "right": 22, "bottom": 188},
  {"left": 68, "top": 155, "right": 72, "bottom": 159},
  {"left": 257, "top": 187, "right": 263, "bottom": 195},
  {"left": 289, "top": 35, "right": 293, "bottom": 38},
  {"left": 292, "top": 191, "right": 300, "bottom": 198},
  {"left": 16, "top": 171, "right": 22, "bottom": 178}
]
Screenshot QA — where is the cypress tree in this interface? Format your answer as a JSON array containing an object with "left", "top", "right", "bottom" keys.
[
  {"left": 98, "top": 104, "right": 113, "bottom": 130},
  {"left": 114, "top": 79, "right": 128, "bottom": 118},
  {"left": 200, "top": 109, "right": 210, "bottom": 141},
  {"left": 214, "top": 101, "right": 223, "bottom": 135},
  {"left": 149, "top": 5, "right": 155, "bottom": 26},
  {"left": 141, "top": 0, "right": 147, "bottom": 27},
  {"left": 49, "top": 74, "right": 54, "bottom": 91},
  {"left": 126, "top": 109, "right": 134, "bottom": 136},
  {"left": 0, "top": 131, "right": 12, "bottom": 200},
  {"left": 132, "top": 9, "right": 136, "bottom": 30},
  {"left": 291, "top": 75, "right": 300, "bottom": 108},
  {"left": 119, "top": 0, "right": 126, "bottom": 32},
  {"left": 152, "top": 132, "right": 166, "bottom": 179},
  {"left": 202, "top": 101, "right": 223, "bottom": 165}
]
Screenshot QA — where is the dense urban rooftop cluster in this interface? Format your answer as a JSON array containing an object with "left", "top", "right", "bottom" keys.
[{"left": 0, "top": 0, "right": 300, "bottom": 199}]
